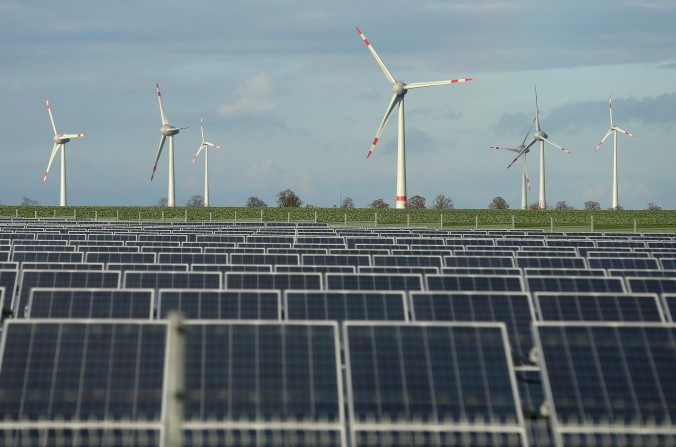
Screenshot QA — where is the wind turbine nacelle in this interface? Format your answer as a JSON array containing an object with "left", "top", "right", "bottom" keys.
[
  {"left": 161, "top": 124, "right": 180, "bottom": 136},
  {"left": 534, "top": 130, "right": 548, "bottom": 140},
  {"left": 393, "top": 81, "right": 407, "bottom": 97},
  {"left": 54, "top": 135, "right": 70, "bottom": 144}
]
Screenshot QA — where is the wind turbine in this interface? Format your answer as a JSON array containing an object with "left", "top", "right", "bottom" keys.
[
  {"left": 356, "top": 27, "right": 471, "bottom": 209},
  {"left": 491, "top": 120, "right": 534, "bottom": 210},
  {"left": 507, "top": 87, "right": 571, "bottom": 209},
  {"left": 594, "top": 95, "right": 635, "bottom": 210},
  {"left": 42, "top": 97, "right": 85, "bottom": 207},
  {"left": 191, "top": 117, "right": 222, "bottom": 207},
  {"left": 150, "top": 83, "right": 187, "bottom": 207}
]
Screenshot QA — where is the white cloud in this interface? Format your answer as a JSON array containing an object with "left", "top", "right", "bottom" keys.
[{"left": 218, "top": 73, "right": 275, "bottom": 117}]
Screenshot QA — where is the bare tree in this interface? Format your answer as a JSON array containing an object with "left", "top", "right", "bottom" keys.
[
  {"left": 489, "top": 196, "right": 509, "bottom": 210},
  {"left": 277, "top": 189, "right": 302, "bottom": 207},
  {"left": 647, "top": 202, "right": 662, "bottom": 211},
  {"left": 340, "top": 197, "right": 355, "bottom": 208},
  {"left": 406, "top": 195, "right": 426, "bottom": 209},
  {"left": 246, "top": 196, "right": 267, "bottom": 207},
  {"left": 555, "top": 201, "right": 574, "bottom": 210},
  {"left": 21, "top": 197, "right": 39, "bottom": 206},
  {"left": 370, "top": 198, "right": 390, "bottom": 209},
  {"left": 432, "top": 194, "right": 454, "bottom": 209},
  {"left": 186, "top": 195, "right": 204, "bottom": 207},
  {"left": 584, "top": 200, "right": 601, "bottom": 210},
  {"left": 157, "top": 197, "right": 168, "bottom": 207}
]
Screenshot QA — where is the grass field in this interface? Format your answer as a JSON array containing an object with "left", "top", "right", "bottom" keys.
[{"left": 2, "top": 206, "right": 675, "bottom": 231}]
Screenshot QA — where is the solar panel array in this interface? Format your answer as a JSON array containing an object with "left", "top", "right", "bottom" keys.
[{"left": 0, "top": 219, "right": 675, "bottom": 446}]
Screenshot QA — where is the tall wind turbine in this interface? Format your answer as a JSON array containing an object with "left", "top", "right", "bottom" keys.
[
  {"left": 507, "top": 87, "right": 571, "bottom": 209},
  {"left": 191, "top": 117, "right": 222, "bottom": 207},
  {"left": 150, "top": 83, "right": 186, "bottom": 207},
  {"left": 491, "top": 121, "right": 534, "bottom": 210},
  {"left": 594, "top": 95, "right": 635, "bottom": 210},
  {"left": 356, "top": 27, "right": 471, "bottom": 209},
  {"left": 42, "top": 97, "right": 85, "bottom": 207}
]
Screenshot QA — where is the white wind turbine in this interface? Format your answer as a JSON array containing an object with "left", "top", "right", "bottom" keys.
[
  {"left": 594, "top": 95, "right": 635, "bottom": 210},
  {"left": 356, "top": 26, "right": 471, "bottom": 209},
  {"left": 42, "top": 97, "right": 85, "bottom": 207},
  {"left": 491, "top": 120, "right": 534, "bottom": 210},
  {"left": 191, "top": 117, "right": 222, "bottom": 207},
  {"left": 507, "top": 87, "right": 571, "bottom": 209},
  {"left": 150, "top": 83, "right": 187, "bottom": 207}
]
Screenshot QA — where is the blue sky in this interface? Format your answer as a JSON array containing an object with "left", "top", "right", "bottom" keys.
[{"left": 1, "top": 0, "right": 675, "bottom": 209}]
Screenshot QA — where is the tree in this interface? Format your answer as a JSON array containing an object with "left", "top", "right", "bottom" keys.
[
  {"left": 584, "top": 200, "right": 601, "bottom": 210},
  {"left": 555, "top": 201, "right": 574, "bottom": 210},
  {"left": 370, "top": 198, "right": 390, "bottom": 209},
  {"left": 529, "top": 201, "right": 548, "bottom": 210},
  {"left": 489, "top": 196, "right": 509, "bottom": 210},
  {"left": 340, "top": 197, "right": 355, "bottom": 208},
  {"left": 157, "top": 197, "right": 168, "bottom": 207},
  {"left": 647, "top": 202, "right": 662, "bottom": 211},
  {"left": 20, "top": 197, "right": 39, "bottom": 206},
  {"left": 432, "top": 194, "right": 454, "bottom": 209},
  {"left": 186, "top": 195, "right": 204, "bottom": 207},
  {"left": 406, "top": 195, "right": 426, "bottom": 209},
  {"left": 246, "top": 196, "right": 267, "bottom": 207},
  {"left": 277, "top": 189, "right": 302, "bottom": 207}
]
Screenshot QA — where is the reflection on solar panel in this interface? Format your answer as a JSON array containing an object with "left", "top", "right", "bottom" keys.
[
  {"left": 28, "top": 288, "right": 154, "bottom": 319},
  {"left": 535, "top": 323, "right": 676, "bottom": 444},
  {"left": 15, "top": 270, "right": 121, "bottom": 317},
  {"left": 345, "top": 323, "right": 526, "bottom": 446},
  {"left": 20, "top": 262, "right": 105, "bottom": 271},
  {"left": 158, "top": 289, "right": 279, "bottom": 319},
  {"left": 427, "top": 275, "right": 524, "bottom": 292},
  {"left": 183, "top": 322, "right": 344, "bottom": 440},
  {"left": 515, "top": 257, "right": 586, "bottom": 269},
  {"left": 359, "top": 266, "right": 440, "bottom": 275},
  {"left": 285, "top": 291, "right": 407, "bottom": 322},
  {"left": 410, "top": 292, "right": 534, "bottom": 365},
  {"left": 325, "top": 273, "right": 423, "bottom": 291},
  {"left": 182, "top": 429, "right": 343, "bottom": 447},
  {"left": 225, "top": 273, "right": 322, "bottom": 291},
  {"left": 301, "top": 254, "right": 371, "bottom": 266},
  {"left": 444, "top": 256, "right": 515, "bottom": 268},
  {"left": 0, "top": 429, "right": 160, "bottom": 447},
  {"left": 191, "top": 263, "right": 272, "bottom": 273},
  {"left": 523, "top": 268, "right": 606, "bottom": 277},
  {"left": 626, "top": 277, "right": 676, "bottom": 294},
  {"left": 124, "top": 271, "right": 222, "bottom": 290},
  {"left": 276, "top": 265, "right": 356, "bottom": 274},
  {"left": 373, "top": 255, "right": 442, "bottom": 268},
  {"left": 12, "top": 252, "right": 84, "bottom": 263},
  {"left": 535, "top": 292, "right": 663, "bottom": 322},
  {"left": 588, "top": 257, "right": 659, "bottom": 270},
  {"left": 230, "top": 254, "right": 299, "bottom": 266},
  {"left": 0, "top": 321, "right": 166, "bottom": 423},
  {"left": 85, "top": 252, "right": 156, "bottom": 264},
  {"left": 526, "top": 276, "right": 625, "bottom": 294}
]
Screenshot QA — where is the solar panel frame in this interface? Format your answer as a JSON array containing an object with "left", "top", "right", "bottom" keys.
[
  {"left": 27, "top": 288, "right": 155, "bottom": 319},
  {"left": 157, "top": 289, "right": 281, "bottom": 320},
  {"left": 534, "top": 292, "right": 665, "bottom": 322}
]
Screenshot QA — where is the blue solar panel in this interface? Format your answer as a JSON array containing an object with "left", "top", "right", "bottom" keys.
[
  {"left": 325, "top": 273, "right": 423, "bottom": 292},
  {"left": 12, "top": 252, "right": 84, "bottom": 263},
  {"left": 107, "top": 263, "right": 189, "bottom": 272},
  {"left": 230, "top": 253, "right": 299, "bottom": 266},
  {"left": 123, "top": 271, "right": 222, "bottom": 290},
  {"left": 191, "top": 263, "right": 272, "bottom": 273},
  {"left": 588, "top": 257, "right": 660, "bottom": 270},
  {"left": 0, "top": 428, "right": 160, "bottom": 446},
  {"left": 662, "top": 258, "right": 676, "bottom": 269},
  {"left": 515, "top": 257, "right": 586, "bottom": 269},
  {"left": 359, "top": 266, "right": 440, "bottom": 275},
  {"left": 626, "top": 277, "right": 676, "bottom": 294},
  {"left": 535, "top": 292, "right": 663, "bottom": 322},
  {"left": 85, "top": 252, "right": 156, "bottom": 264},
  {"left": 373, "top": 255, "right": 443, "bottom": 268},
  {"left": 426, "top": 275, "right": 524, "bottom": 292},
  {"left": 0, "top": 252, "right": 8, "bottom": 262},
  {"left": 523, "top": 268, "right": 606, "bottom": 277},
  {"left": 526, "top": 276, "right": 625, "bottom": 294},
  {"left": 79, "top": 245, "right": 140, "bottom": 252},
  {"left": 444, "top": 256, "right": 515, "bottom": 268},
  {"left": 608, "top": 269, "right": 676, "bottom": 278},
  {"left": 141, "top": 246, "right": 202, "bottom": 254},
  {"left": 20, "top": 262, "right": 105, "bottom": 271},
  {"left": 441, "top": 267, "right": 522, "bottom": 276},
  {"left": 225, "top": 273, "right": 323, "bottom": 291},
  {"left": 28, "top": 288, "right": 154, "bottom": 319},
  {"left": 301, "top": 254, "right": 371, "bottom": 266},
  {"left": 157, "top": 253, "right": 228, "bottom": 265},
  {"left": 352, "top": 430, "right": 525, "bottom": 446},
  {"left": 664, "top": 294, "right": 676, "bottom": 321},
  {"left": 158, "top": 289, "right": 280, "bottom": 319},
  {"left": 285, "top": 291, "right": 407, "bottom": 322},
  {"left": 183, "top": 429, "right": 343, "bottom": 447},
  {"left": 277, "top": 265, "right": 356, "bottom": 274}
]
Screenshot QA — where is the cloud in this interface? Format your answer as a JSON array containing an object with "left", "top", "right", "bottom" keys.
[
  {"left": 218, "top": 73, "right": 275, "bottom": 117},
  {"left": 492, "top": 112, "right": 533, "bottom": 136},
  {"left": 380, "top": 128, "right": 442, "bottom": 156}
]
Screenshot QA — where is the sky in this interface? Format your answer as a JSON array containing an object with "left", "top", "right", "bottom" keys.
[{"left": 1, "top": 0, "right": 675, "bottom": 209}]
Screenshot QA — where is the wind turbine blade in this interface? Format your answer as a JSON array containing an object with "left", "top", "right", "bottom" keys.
[
  {"left": 205, "top": 141, "right": 221, "bottom": 149},
  {"left": 490, "top": 146, "right": 520, "bottom": 153},
  {"left": 506, "top": 146, "right": 528, "bottom": 169},
  {"left": 609, "top": 95, "right": 613, "bottom": 126},
  {"left": 614, "top": 126, "right": 635, "bottom": 138},
  {"left": 405, "top": 78, "right": 472, "bottom": 89},
  {"left": 192, "top": 143, "right": 206, "bottom": 163},
  {"left": 43, "top": 143, "right": 61, "bottom": 182},
  {"left": 594, "top": 128, "right": 614, "bottom": 152},
  {"left": 150, "top": 135, "right": 167, "bottom": 181},
  {"left": 524, "top": 155, "right": 531, "bottom": 191},
  {"left": 367, "top": 94, "right": 400, "bottom": 158},
  {"left": 355, "top": 26, "right": 396, "bottom": 84},
  {"left": 200, "top": 117, "right": 205, "bottom": 141},
  {"left": 62, "top": 133, "right": 86, "bottom": 139},
  {"left": 534, "top": 86, "right": 541, "bottom": 131},
  {"left": 544, "top": 138, "right": 571, "bottom": 154},
  {"left": 521, "top": 117, "right": 535, "bottom": 147},
  {"left": 156, "top": 83, "right": 169, "bottom": 125},
  {"left": 45, "top": 97, "right": 58, "bottom": 135}
]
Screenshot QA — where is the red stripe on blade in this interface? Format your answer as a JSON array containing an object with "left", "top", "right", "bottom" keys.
[{"left": 372, "top": 137, "right": 379, "bottom": 146}]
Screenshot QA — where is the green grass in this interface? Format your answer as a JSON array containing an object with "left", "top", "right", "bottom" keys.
[{"left": 1, "top": 206, "right": 675, "bottom": 231}]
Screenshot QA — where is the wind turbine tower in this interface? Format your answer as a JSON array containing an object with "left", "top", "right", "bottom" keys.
[{"left": 192, "top": 117, "right": 222, "bottom": 207}]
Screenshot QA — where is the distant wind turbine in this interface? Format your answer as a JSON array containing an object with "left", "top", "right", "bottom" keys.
[
  {"left": 507, "top": 87, "right": 571, "bottom": 209},
  {"left": 491, "top": 119, "right": 534, "bottom": 210},
  {"left": 42, "top": 97, "right": 85, "bottom": 207},
  {"left": 191, "top": 117, "right": 222, "bottom": 207},
  {"left": 356, "top": 26, "right": 472, "bottom": 209},
  {"left": 150, "top": 83, "right": 187, "bottom": 208},
  {"left": 594, "top": 95, "right": 636, "bottom": 210}
]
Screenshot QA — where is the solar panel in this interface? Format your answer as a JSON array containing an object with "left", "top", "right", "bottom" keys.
[
  {"left": 158, "top": 289, "right": 280, "bottom": 319},
  {"left": 85, "top": 252, "right": 156, "bottom": 264},
  {"left": 515, "top": 257, "right": 586, "bottom": 269},
  {"left": 267, "top": 248, "right": 329, "bottom": 255},
  {"left": 523, "top": 268, "right": 606, "bottom": 277},
  {"left": 661, "top": 258, "right": 676, "bottom": 269},
  {"left": 285, "top": 291, "right": 407, "bottom": 322},
  {"left": 496, "top": 239, "right": 545, "bottom": 247},
  {"left": 587, "top": 257, "right": 660, "bottom": 270},
  {"left": 15, "top": 270, "right": 121, "bottom": 317},
  {"left": 78, "top": 245, "right": 140, "bottom": 252},
  {"left": 0, "top": 261, "right": 18, "bottom": 270},
  {"left": 230, "top": 253, "right": 299, "bottom": 266},
  {"left": 141, "top": 246, "right": 202, "bottom": 254},
  {"left": 0, "top": 428, "right": 160, "bottom": 447},
  {"left": 373, "top": 255, "right": 442, "bottom": 268},
  {"left": 352, "top": 430, "right": 525, "bottom": 446},
  {"left": 157, "top": 253, "right": 228, "bottom": 265},
  {"left": 107, "top": 263, "right": 189, "bottom": 272},
  {"left": 441, "top": 267, "right": 522, "bottom": 276},
  {"left": 331, "top": 249, "right": 391, "bottom": 256},
  {"left": 225, "top": 273, "right": 323, "bottom": 291},
  {"left": 13, "top": 243, "right": 74, "bottom": 250},
  {"left": 20, "top": 262, "right": 105, "bottom": 271},
  {"left": 276, "top": 265, "right": 356, "bottom": 274},
  {"left": 191, "top": 263, "right": 272, "bottom": 273},
  {"left": 515, "top": 250, "right": 580, "bottom": 257},
  {"left": 410, "top": 292, "right": 535, "bottom": 365},
  {"left": 301, "top": 254, "right": 371, "bottom": 266},
  {"left": 426, "top": 275, "right": 524, "bottom": 292},
  {"left": 444, "top": 256, "right": 515, "bottom": 268},
  {"left": 453, "top": 250, "right": 516, "bottom": 257},
  {"left": 359, "top": 266, "right": 440, "bottom": 275},
  {"left": 123, "top": 271, "right": 222, "bottom": 290},
  {"left": 626, "top": 277, "right": 676, "bottom": 294},
  {"left": 584, "top": 250, "right": 650, "bottom": 258},
  {"left": 325, "top": 273, "right": 423, "bottom": 291},
  {"left": 12, "top": 251, "right": 84, "bottom": 263},
  {"left": 514, "top": 367, "right": 546, "bottom": 420},
  {"left": 0, "top": 321, "right": 166, "bottom": 422},
  {"left": 28, "top": 288, "right": 154, "bottom": 319},
  {"left": 0, "top": 251, "right": 8, "bottom": 262},
  {"left": 608, "top": 269, "right": 676, "bottom": 278},
  {"left": 526, "top": 276, "right": 625, "bottom": 294},
  {"left": 534, "top": 323, "right": 676, "bottom": 444},
  {"left": 664, "top": 294, "right": 676, "bottom": 321},
  {"left": 534, "top": 292, "right": 664, "bottom": 322},
  {"left": 182, "top": 429, "right": 343, "bottom": 447},
  {"left": 344, "top": 323, "right": 526, "bottom": 445}
]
